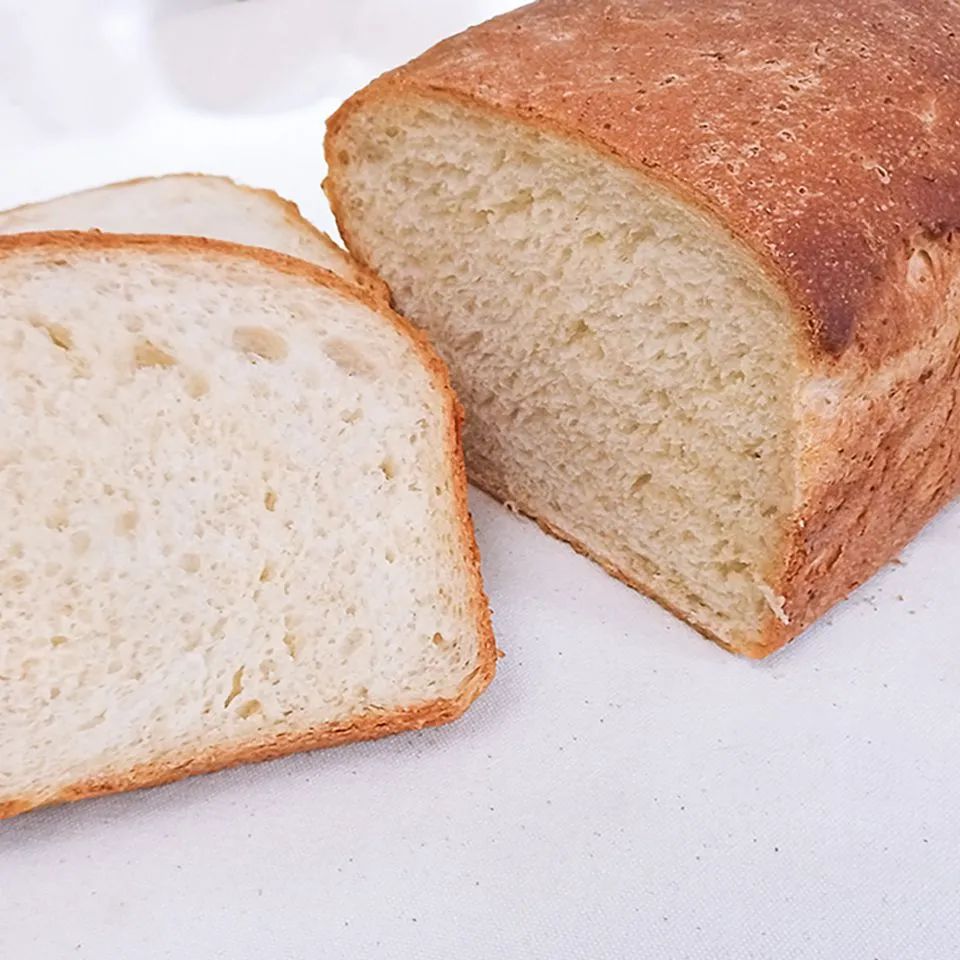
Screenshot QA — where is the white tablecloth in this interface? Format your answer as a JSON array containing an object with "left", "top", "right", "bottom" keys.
[{"left": 2, "top": 3, "right": 959, "bottom": 957}]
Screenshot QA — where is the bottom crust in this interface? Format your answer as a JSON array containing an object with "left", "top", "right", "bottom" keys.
[{"left": 0, "top": 660, "right": 494, "bottom": 820}]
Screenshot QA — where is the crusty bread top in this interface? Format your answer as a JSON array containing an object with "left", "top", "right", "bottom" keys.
[{"left": 328, "top": 0, "right": 960, "bottom": 362}]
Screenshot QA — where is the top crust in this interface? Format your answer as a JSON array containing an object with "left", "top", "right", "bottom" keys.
[
  {"left": 329, "top": 0, "right": 960, "bottom": 363},
  {"left": 0, "top": 173, "right": 391, "bottom": 304}
]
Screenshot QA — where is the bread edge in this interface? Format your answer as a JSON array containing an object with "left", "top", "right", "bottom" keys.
[
  {"left": 0, "top": 172, "right": 391, "bottom": 305},
  {"left": 0, "top": 230, "right": 496, "bottom": 820}
]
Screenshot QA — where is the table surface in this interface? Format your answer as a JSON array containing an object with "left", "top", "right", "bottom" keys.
[{"left": 2, "top": 2, "right": 959, "bottom": 958}]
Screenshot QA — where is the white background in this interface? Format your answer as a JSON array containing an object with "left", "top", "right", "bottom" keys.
[{"left": 2, "top": 2, "right": 960, "bottom": 957}]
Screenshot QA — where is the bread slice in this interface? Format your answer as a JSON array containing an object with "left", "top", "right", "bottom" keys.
[
  {"left": 324, "top": 0, "right": 960, "bottom": 658},
  {"left": 0, "top": 232, "right": 494, "bottom": 819},
  {"left": 0, "top": 173, "right": 388, "bottom": 301}
]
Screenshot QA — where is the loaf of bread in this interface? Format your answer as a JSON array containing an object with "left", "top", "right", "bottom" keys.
[
  {"left": 325, "top": 0, "right": 960, "bottom": 657},
  {"left": 0, "top": 173, "right": 387, "bottom": 300},
  {"left": 0, "top": 233, "right": 494, "bottom": 818}
]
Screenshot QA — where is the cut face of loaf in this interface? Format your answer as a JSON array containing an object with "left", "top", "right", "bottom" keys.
[
  {"left": 325, "top": 0, "right": 960, "bottom": 657},
  {"left": 0, "top": 173, "right": 388, "bottom": 301},
  {"left": 0, "top": 234, "right": 493, "bottom": 818},
  {"left": 329, "top": 99, "right": 795, "bottom": 654}
]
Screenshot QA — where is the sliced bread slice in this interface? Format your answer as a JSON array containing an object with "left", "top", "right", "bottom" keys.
[
  {"left": 0, "top": 173, "right": 388, "bottom": 301},
  {"left": 0, "top": 232, "right": 494, "bottom": 819}
]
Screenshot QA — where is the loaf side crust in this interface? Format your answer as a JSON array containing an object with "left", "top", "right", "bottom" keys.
[
  {"left": 327, "top": 0, "right": 960, "bottom": 363},
  {"left": 0, "top": 231, "right": 495, "bottom": 819},
  {"left": 765, "top": 274, "right": 960, "bottom": 654}
]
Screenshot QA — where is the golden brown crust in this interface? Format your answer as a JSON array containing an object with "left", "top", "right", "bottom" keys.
[
  {"left": 0, "top": 680, "right": 490, "bottom": 820},
  {"left": 327, "top": 0, "right": 960, "bottom": 363},
  {"left": 760, "top": 258, "right": 960, "bottom": 655},
  {"left": 0, "top": 172, "right": 391, "bottom": 305},
  {"left": 0, "top": 231, "right": 495, "bottom": 819}
]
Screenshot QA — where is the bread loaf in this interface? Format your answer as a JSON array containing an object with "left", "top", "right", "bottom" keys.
[
  {"left": 0, "top": 173, "right": 387, "bottom": 300},
  {"left": 324, "top": 0, "right": 960, "bottom": 657},
  {"left": 0, "top": 233, "right": 494, "bottom": 818}
]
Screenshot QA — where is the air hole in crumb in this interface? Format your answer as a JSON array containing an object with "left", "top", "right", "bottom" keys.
[
  {"left": 264, "top": 490, "right": 277, "bottom": 511},
  {"left": 380, "top": 457, "right": 397, "bottom": 480},
  {"left": 238, "top": 699, "right": 262, "bottom": 719},
  {"left": 233, "top": 326, "right": 288, "bottom": 361},
  {"left": 50, "top": 686, "right": 61, "bottom": 700},
  {"left": 459, "top": 330, "right": 484, "bottom": 351},
  {"left": 432, "top": 632, "right": 446, "bottom": 648},
  {"left": 28, "top": 316, "right": 72, "bottom": 350},
  {"left": 224, "top": 666, "right": 245, "bottom": 708},
  {"left": 259, "top": 564, "right": 274, "bottom": 582},
  {"left": 46, "top": 324, "right": 73, "bottom": 350},
  {"left": 79, "top": 712, "right": 106, "bottom": 731},
  {"left": 566, "top": 319, "right": 595, "bottom": 344},
  {"left": 135, "top": 340, "right": 177, "bottom": 369},
  {"left": 631, "top": 473, "right": 653, "bottom": 492},
  {"left": 45, "top": 507, "right": 69, "bottom": 531},
  {"left": 71, "top": 531, "right": 90, "bottom": 555},
  {"left": 341, "top": 408, "right": 363, "bottom": 424},
  {"left": 181, "top": 554, "right": 201, "bottom": 574},
  {"left": 186, "top": 373, "right": 209, "bottom": 398},
  {"left": 116, "top": 511, "right": 138, "bottom": 536},
  {"left": 324, "top": 338, "right": 376, "bottom": 378},
  {"left": 50, "top": 635, "right": 68, "bottom": 647},
  {"left": 385, "top": 548, "right": 397, "bottom": 563},
  {"left": 282, "top": 633, "right": 298, "bottom": 659}
]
